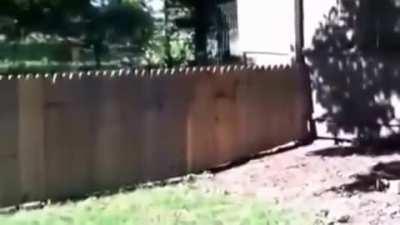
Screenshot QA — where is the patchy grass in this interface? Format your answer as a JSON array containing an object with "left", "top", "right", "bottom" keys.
[
  {"left": 0, "top": 183, "right": 309, "bottom": 225},
  {"left": 0, "top": 60, "right": 121, "bottom": 74}
]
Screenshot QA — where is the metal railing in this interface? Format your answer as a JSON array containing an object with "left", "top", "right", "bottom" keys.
[{"left": 242, "top": 51, "right": 291, "bottom": 65}]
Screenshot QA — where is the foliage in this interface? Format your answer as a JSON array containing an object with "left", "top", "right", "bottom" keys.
[
  {"left": 166, "top": 0, "right": 231, "bottom": 64},
  {"left": 306, "top": 0, "right": 400, "bottom": 140},
  {"left": 143, "top": 29, "right": 194, "bottom": 66},
  {"left": 0, "top": 0, "right": 155, "bottom": 69},
  {"left": 0, "top": 0, "right": 233, "bottom": 70},
  {"left": 141, "top": 0, "right": 194, "bottom": 67}
]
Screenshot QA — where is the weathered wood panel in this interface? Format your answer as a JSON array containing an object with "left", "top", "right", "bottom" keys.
[{"left": 0, "top": 65, "right": 310, "bottom": 206}]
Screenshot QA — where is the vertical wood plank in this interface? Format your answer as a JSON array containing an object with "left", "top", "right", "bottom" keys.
[
  {"left": 18, "top": 79, "right": 46, "bottom": 201},
  {"left": 0, "top": 80, "right": 20, "bottom": 206}
]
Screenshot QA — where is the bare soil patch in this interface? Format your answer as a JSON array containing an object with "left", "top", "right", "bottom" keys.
[{"left": 198, "top": 140, "right": 400, "bottom": 225}]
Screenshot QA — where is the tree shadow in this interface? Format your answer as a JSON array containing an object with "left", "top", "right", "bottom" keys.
[
  {"left": 306, "top": 0, "right": 400, "bottom": 144},
  {"left": 327, "top": 161, "right": 400, "bottom": 193},
  {"left": 309, "top": 134, "right": 400, "bottom": 157}
]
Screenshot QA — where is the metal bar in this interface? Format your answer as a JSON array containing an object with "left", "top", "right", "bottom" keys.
[
  {"left": 294, "top": 0, "right": 305, "bottom": 63},
  {"left": 294, "top": 0, "right": 316, "bottom": 143},
  {"left": 243, "top": 51, "right": 290, "bottom": 56},
  {"left": 242, "top": 51, "right": 290, "bottom": 66},
  {"left": 313, "top": 118, "right": 400, "bottom": 128}
]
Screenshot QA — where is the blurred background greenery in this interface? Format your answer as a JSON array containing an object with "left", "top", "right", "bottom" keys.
[{"left": 0, "top": 0, "right": 238, "bottom": 74}]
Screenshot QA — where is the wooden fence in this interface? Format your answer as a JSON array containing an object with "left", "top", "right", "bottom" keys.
[{"left": 0, "top": 65, "right": 311, "bottom": 207}]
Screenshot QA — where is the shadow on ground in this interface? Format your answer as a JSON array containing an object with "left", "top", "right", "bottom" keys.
[
  {"left": 327, "top": 161, "right": 400, "bottom": 193},
  {"left": 308, "top": 135, "right": 400, "bottom": 157}
]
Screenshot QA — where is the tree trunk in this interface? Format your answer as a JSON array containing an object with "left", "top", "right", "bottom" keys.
[
  {"left": 164, "top": 0, "right": 174, "bottom": 67},
  {"left": 193, "top": 1, "right": 216, "bottom": 65}
]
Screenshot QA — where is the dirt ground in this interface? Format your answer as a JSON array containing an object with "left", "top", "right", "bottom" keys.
[{"left": 197, "top": 140, "right": 400, "bottom": 225}]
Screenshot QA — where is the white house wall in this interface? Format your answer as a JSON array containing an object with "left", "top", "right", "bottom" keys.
[
  {"left": 304, "top": 0, "right": 339, "bottom": 49},
  {"left": 235, "top": 0, "right": 339, "bottom": 65},
  {"left": 236, "top": 0, "right": 295, "bottom": 65}
]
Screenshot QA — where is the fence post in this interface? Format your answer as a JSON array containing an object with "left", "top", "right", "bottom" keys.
[{"left": 294, "top": 0, "right": 316, "bottom": 143}]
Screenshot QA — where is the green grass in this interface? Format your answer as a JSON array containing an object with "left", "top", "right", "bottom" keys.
[
  {"left": 0, "top": 184, "right": 309, "bottom": 225},
  {"left": 0, "top": 60, "right": 122, "bottom": 74}
]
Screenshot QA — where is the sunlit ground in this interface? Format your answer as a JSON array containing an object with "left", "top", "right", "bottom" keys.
[{"left": 0, "top": 183, "right": 309, "bottom": 225}]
